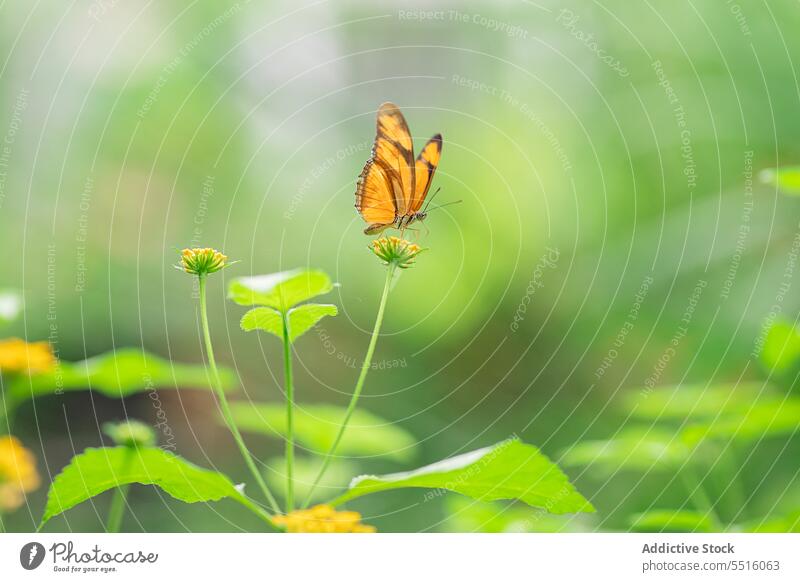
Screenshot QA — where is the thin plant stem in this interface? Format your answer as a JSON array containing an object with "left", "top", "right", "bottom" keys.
[
  {"left": 105, "top": 446, "right": 135, "bottom": 532},
  {"left": 719, "top": 444, "right": 747, "bottom": 522},
  {"left": 681, "top": 464, "right": 723, "bottom": 531},
  {"left": 237, "top": 494, "right": 282, "bottom": 531},
  {"left": 281, "top": 313, "right": 295, "bottom": 512},
  {"left": 302, "top": 264, "right": 396, "bottom": 508},
  {"left": 198, "top": 274, "right": 281, "bottom": 514},
  {"left": 106, "top": 484, "right": 129, "bottom": 533}
]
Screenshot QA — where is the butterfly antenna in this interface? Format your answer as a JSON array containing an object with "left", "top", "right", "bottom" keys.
[
  {"left": 422, "top": 187, "right": 442, "bottom": 212},
  {"left": 424, "top": 199, "right": 463, "bottom": 213}
]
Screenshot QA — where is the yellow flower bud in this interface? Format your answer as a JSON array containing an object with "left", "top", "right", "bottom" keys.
[
  {"left": 177, "top": 248, "right": 229, "bottom": 276},
  {"left": 370, "top": 236, "right": 424, "bottom": 269}
]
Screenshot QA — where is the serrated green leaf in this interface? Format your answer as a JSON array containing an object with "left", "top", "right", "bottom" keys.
[
  {"left": 40, "top": 446, "right": 275, "bottom": 529},
  {"left": 240, "top": 303, "right": 337, "bottom": 343},
  {"left": 10, "top": 348, "right": 235, "bottom": 401},
  {"left": 228, "top": 269, "right": 333, "bottom": 311},
  {"left": 629, "top": 510, "right": 714, "bottom": 532},
  {"left": 0, "top": 289, "right": 22, "bottom": 326},
  {"left": 286, "top": 304, "right": 337, "bottom": 342},
  {"left": 761, "top": 320, "right": 800, "bottom": 373},
  {"left": 332, "top": 440, "right": 594, "bottom": 513},
  {"left": 761, "top": 167, "right": 800, "bottom": 194},
  {"left": 240, "top": 307, "right": 282, "bottom": 337},
  {"left": 229, "top": 403, "right": 417, "bottom": 461},
  {"left": 561, "top": 428, "right": 687, "bottom": 474}
]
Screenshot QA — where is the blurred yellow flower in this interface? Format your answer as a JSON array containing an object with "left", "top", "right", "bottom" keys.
[
  {"left": 0, "top": 338, "right": 56, "bottom": 375},
  {"left": 370, "top": 236, "right": 424, "bottom": 269},
  {"left": 273, "top": 504, "right": 376, "bottom": 533},
  {"left": 0, "top": 436, "right": 40, "bottom": 512},
  {"left": 178, "top": 247, "right": 229, "bottom": 276}
]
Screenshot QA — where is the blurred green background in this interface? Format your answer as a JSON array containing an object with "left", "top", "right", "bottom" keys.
[{"left": 2, "top": 0, "right": 800, "bottom": 531}]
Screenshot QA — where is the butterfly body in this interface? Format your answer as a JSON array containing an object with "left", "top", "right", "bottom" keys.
[
  {"left": 355, "top": 102, "right": 442, "bottom": 235},
  {"left": 363, "top": 211, "right": 428, "bottom": 235}
]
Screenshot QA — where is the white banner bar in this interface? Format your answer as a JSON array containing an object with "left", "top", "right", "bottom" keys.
[{"left": 1, "top": 533, "right": 798, "bottom": 581}]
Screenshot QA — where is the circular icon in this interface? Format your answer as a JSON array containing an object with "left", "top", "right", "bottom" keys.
[{"left": 19, "top": 542, "right": 46, "bottom": 570}]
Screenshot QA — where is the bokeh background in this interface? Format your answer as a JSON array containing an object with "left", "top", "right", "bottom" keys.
[{"left": 2, "top": 0, "right": 800, "bottom": 532}]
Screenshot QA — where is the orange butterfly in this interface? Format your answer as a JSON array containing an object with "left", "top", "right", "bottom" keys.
[{"left": 355, "top": 102, "right": 442, "bottom": 235}]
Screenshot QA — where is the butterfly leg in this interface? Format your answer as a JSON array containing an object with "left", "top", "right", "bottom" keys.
[{"left": 402, "top": 226, "right": 422, "bottom": 241}]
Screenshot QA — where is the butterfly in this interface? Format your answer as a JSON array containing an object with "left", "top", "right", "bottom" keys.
[{"left": 355, "top": 102, "right": 442, "bottom": 235}]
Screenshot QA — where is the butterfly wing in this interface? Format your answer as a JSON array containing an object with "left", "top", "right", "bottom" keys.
[
  {"left": 374, "top": 102, "right": 416, "bottom": 214},
  {"left": 355, "top": 103, "right": 416, "bottom": 232},
  {"left": 355, "top": 157, "right": 398, "bottom": 233},
  {"left": 410, "top": 133, "right": 443, "bottom": 213}
]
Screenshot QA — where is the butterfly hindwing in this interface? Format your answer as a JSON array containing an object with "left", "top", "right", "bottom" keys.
[
  {"left": 355, "top": 157, "right": 398, "bottom": 229},
  {"left": 411, "top": 133, "right": 442, "bottom": 213}
]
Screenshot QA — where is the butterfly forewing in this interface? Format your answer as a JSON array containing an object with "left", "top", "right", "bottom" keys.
[
  {"left": 411, "top": 133, "right": 442, "bottom": 213},
  {"left": 373, "top": 102, "right": 416, "bottom": 215}
]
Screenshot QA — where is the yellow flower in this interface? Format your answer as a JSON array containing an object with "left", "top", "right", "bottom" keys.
[
  {"left": 0, "top": 436, "right": 41, "bottom": 512},
  {"left": 177, "top": 247, "right": 229, "bottom": 276},
  {"left": 0, "top": 338, "right": 56, "bottom": 375},
  {"left": 370, "top": 236, "right": 424, "bottom": 269},
  {"left": 273, "top": 504, "right": 376, "bottom": 533}
]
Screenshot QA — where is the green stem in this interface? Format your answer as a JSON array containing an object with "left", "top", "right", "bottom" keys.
[
  {"left": 106, "top": 485, "right": 129, "bottom": 533},
  {"left": 281, "top": 313, "right": 295, "bottom": 512},
  {"left": 0, "top": 389, "right": 19, "bottom": 433},
  {"left": 236, "top": 494, "right": 282, "bottom": 531},
  {"left": 681, "top": 464, "right": 723, "bottom": 531},
  {"left": 198, "top": 274, "right": 281, "bottom": 514},
  {"left": 105, "top": 446, "right": 135, "bottom": 532},
  {"left": 302, "top": 264, "right": 396, "bottom": 508},
  {"left": 720, "top": 445, "right": 747, "bottom": 522}
]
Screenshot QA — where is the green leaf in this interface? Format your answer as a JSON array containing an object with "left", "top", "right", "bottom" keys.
[
  {"left": 560, "top": 428, "right": 686, "bottom": 474},
  {"left": 745, "top": 510, "right": 800, "bottom": 532},
  {"left": 240, "top": 303, "right": 337, "bottom": 343},
  {"left": 0, "top": 289, "right": 22, "bottom": 326},
  {"left": 623, "top": 383, "right": 800, "bottom": 444},
  {"left": 332, "top": 440, "right": 594, "bottom": 513},
  {"left": 682, "top": 398, "right": 800, "bottom": 443},
  {"left": 10, "top": 348, "right": 235, "bottom": 401},
  {"left": 228, "top": 269, "right": 333, "bottom": 311},
  {"left": 760, "top": 166, "right": 800, "bottom": 194},
  {"left": 229, "top": 403, "right": 417, "bottom": 462},
  {"left": 265, "top": 455, "right": 356, "bottom": 504},
  {"left": 41, "top": 446, "right": 274, "bottom": 528},
  {"left": 629, "top": 510, "right": 714, "bottom": 533},
  {"left": 240, "top": 307, "right": 282, "bottom": 337},
  {"left": 443, "top": 496, "right": 591, "bottom": 533},
  {"left": 761, "top": 320, "right": 800, "bottom": 373},
  {"left": 285, "top": 304, "right": 337, "bottom": 342},
  {"left": 625, "top": 383, "right": 785, "bottom": 420}
]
